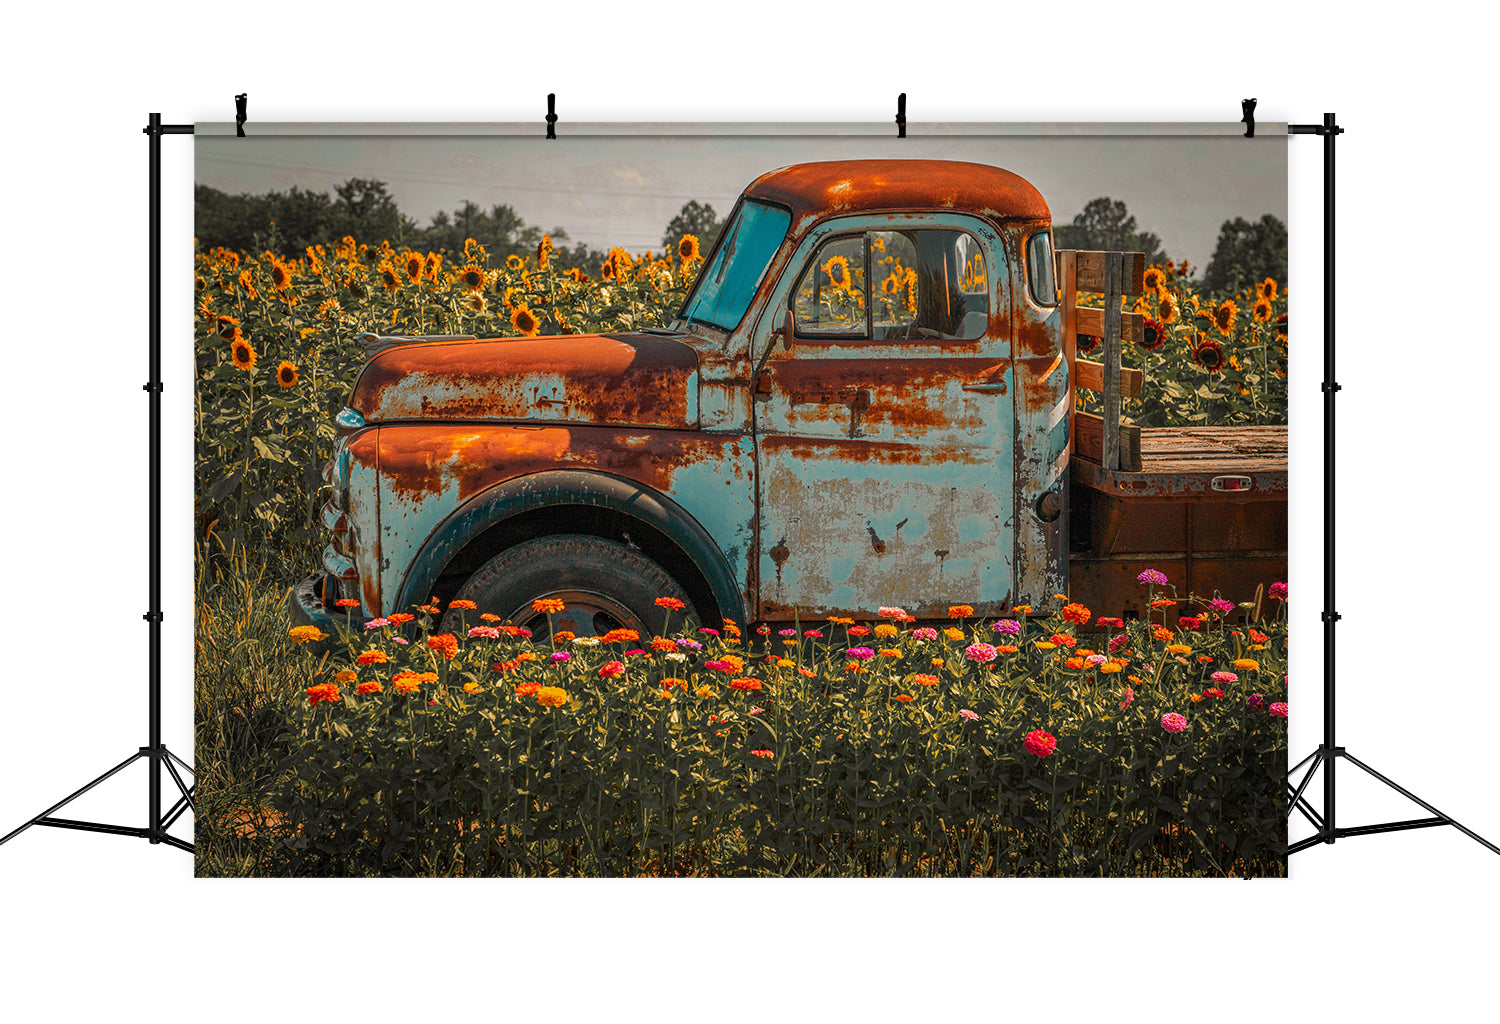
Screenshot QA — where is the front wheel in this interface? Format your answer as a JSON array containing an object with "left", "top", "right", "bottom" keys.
[{"left": 441, "top": 534, "right": 698, "bottom": 639}]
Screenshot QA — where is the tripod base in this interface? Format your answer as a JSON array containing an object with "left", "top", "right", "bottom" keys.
[
  {"left": 0, "top": 746, "right": 194, "bottom": 854},
  {"left": 1286, "top": 745, "right": 1499, "bottom": 857}
]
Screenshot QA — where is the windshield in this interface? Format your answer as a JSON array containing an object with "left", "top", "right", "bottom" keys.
[{"left": 678, "top": 199, "right": 791, "bottom": 332}]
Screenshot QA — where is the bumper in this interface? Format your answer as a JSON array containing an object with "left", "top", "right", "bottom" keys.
[{"left": 289, "top": 570, "right": 372, "bottom": 651}]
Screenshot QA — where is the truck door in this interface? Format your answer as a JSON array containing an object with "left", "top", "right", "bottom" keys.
[{"left": 752, "top": 214, "right": 1016, "bottom": 619}]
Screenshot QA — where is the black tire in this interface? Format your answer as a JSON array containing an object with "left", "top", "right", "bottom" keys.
[{"left": 440, "top": 534, "right": 698, "bottom": 638}]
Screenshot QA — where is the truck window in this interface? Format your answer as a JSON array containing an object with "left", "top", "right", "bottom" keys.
[
  {"left": 793, "top": 228, "right": 989, "bottom": 341},
  {"left": 679, "top": 199, "right": 792, "bottom": 332},
  {"left": 1027, "top": 231, "right": 1056, "bottom": 307}
]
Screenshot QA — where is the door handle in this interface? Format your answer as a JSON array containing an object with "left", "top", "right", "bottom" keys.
[{"left": 961, "top": 380, "right": 1007, "bottom": 394}]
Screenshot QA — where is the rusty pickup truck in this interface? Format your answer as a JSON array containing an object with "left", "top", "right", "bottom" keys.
[{"left": 292, "top": 159, "right": 1286, "bottom": 638}]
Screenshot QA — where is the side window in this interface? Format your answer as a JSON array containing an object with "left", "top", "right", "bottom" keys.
[
  {"left": 795, "top": 228, "right": 989, "bottom": 341},
  {"left": 1027, "top": 231, "right": 1056, "bottom": 307},
  {"left": 793, "top": 235, "right": 868, "bottom": 336}
]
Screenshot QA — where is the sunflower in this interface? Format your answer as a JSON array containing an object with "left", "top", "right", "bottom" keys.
[
  {"left": 426, "top": 252, "right": 443, "bottom": 283},
  {"left": 1193, "top": 337, "right": 1226, "bottom": 372},
  {"left": 318, "top": 297, "right": 343, "bottom": 322},
  {"left": 903, "top": 272, "right": 918, "bottom": 313},
  {"left": 230, "top": 337, "right": 257, "bottom": 371},
  {"left": 377, "top": 262, "right": 400, "bottom": 291},
  {"left": 459, "top": 264, "right": 486, "bottom": 291},
  {"left": 270, "top": 259, "right": 292, "bottom": 292},
  {"left": 537, "top": 235, "right": 553, "bottom": 271},
  {"left": 1142, "top": 265, "right": 1166, "bottom": 292},
  {"left": 600, "top": 260, "right": 615, "bottom": 282},
  {"left": 1213, "top": 299, "right": 1238, "bottom": 336},
  {"left": 215, "top": 314, "right": 242, "bottom": 341},
  {"left": 1252, "top": 297, "right": 1273, "bottom": 322},
  {"left": 1257, "top": 277, "right": 1279, "bottom": 302},
  {"left": 1076, "top": 333, "right": 1101, "bottom": 354},
  {"left": 276, "top": 360, "right": 299, "bottom": 387},
  {"left": 678, "top": 234, "right": 701, "bottom": 262},
  {"left": 510, "top": 305, "right": 541, "bottom": 337},
  {"left": 237, "top": 269, "right": 257, "bottom": 299},
  {"left": 466, "top": 293, "right": 487, "bottom": 313},
  {"left": 1156, "top": 292, "right": 1178, "bottom": 324},
  {"left": 823, "top": 255, "right": 852, "bottom": 291},
  {"left": 1138, "top": 315, "right": 1166, "bottom": 351},
  {"left": 506, "top": 254, "right": 525, "bottom": 272},
  {"left": 403, "top": 252, "right": 425, "bottom": 285},
  {"left": 881, "top": 273, "right": 900, "bottom": 296}
]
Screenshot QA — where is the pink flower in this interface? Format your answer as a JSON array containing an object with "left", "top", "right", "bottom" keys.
[
  {"left": 877, "top": 606, "right": 909, "bottom": 619},
  {"left": 392, "top": 636, "right": 409, "bottom": 645},
  {"left": 598, "top": 660, "right": 625, "bottom": 679},
  {"left": 467, "top": 625, "right": 502, "bottom": 639},
  {"left": 912, "top": 627, "right": 938, "bottom": 641},
  {"left": 1247, "top": 692, "right": 1266, "bottom": 710},
  {"left": 749, "top": 707, "right": 765, "bottom": 715},
  {"left": 779, "top": 628, "right": 798, "bottom": 637},
  {"left": 1096, "top": 617, "right": 1124, "bottom": 629},
  {"left": 1269, "top": 582, "right": 1288, "bottom": 601},
  {"left": 1161, "top": 712, "right": 1188, "bottom": 733},
  {"left": 958, "top": 709, "right": 979, "bottom": 721},
  {"left": 803, "top": 629, "right": 823, "bottom": 639},
  {"left": 1209, "top": 598, "right": 1235, "bottom": 615},
  {"left": 364, "top": 618, "right": 391, "bottom": 629},
  {"left": 549, "top": 651, "right": 571, "bottom": 662},
  {"left": 1137, "top": 569, "right": 1168, "bottom": 585},
  {"left": 1270, "top": 702, "right": 1288, "bottom": 718},
  {"left": 992, "top": 619, "right": 1022, "bottom": 636},
  {"left": 1023, "top": 729, "right": 1057, "bottom": 758},
  {"left": 1211, "top": 671, "right": 1238, "bottom": 685},
  {"left": 1119, "top": 686, "right": 1135, "bottom": 710},
  {"left": 964, "top": 642, "right": 998, "bottom": 664},
  {"left": 1086, "top": 653, "right": 1109, "bottom": 667},
  {"left": 1108, "top": 632, "right": 1130, "bottom": 653},
  {"left": 845, "top": 647, "right": 876, "bottom": 661}
]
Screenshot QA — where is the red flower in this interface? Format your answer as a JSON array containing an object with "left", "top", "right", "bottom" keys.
[
  {"left": 598, "top": 660, "right": 625, "bottom": 679},
  {"left": 730, "top": 677, "right": 763, "bottom": 691},
  {"left": 654, "top": 596, "right": 685, "bottom": 611},
  {"left": 1023, "top": 729, "right": 1057, "bottom": 759}
]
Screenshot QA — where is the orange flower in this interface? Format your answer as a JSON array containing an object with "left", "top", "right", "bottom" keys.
[
  {"left": 996, "top": 645, "right": 1019, "bottom": 654},
  {"left": 532, "top": 597, "right": 565, "bottom": 615},
  {"left": 276, "top": 361, "right": 299, "bottom": 388},
  {"left": 355, "top": 680, "right": 383, "bottom": 695},
  {"left": 943, "top": 627, "right": 965, "bottom": 641},
  {"left": 356, "top": 650, "right": 388, "bottom": 666},
  {"left": 306, "top": 682, "right": 341, "bottom": 706},
  {"left": 948, "top": 605, "right": 974, "bottom": 619},
  {"left": 729, "top": 677, "right": 762, "bottom": 691},
  {"left": 661, "top": 677, "right": 688, "bottom": 691},
  {"left": 650, "top": 638, "right": 679, "bottom": 652},
  {"left": 600, "top": 628, "right": 640, "bottom": 644},
  {"left": 334, "top": 669, "right": 358, "bottom": 684},
  {"left": 288, "top": 625, "right": 327, "bottom": 644},
  {"left": 655, "top": 596, "right": 686, "bottom": 611},
  {"left": 894, "top": 694, "right": 914, "bottom": 703},
  {"left": 535, "top": 686, "right": 569, "bottom": 708},
  {"left": 515, "top": 681, "right": 541, "bottom": 696},
  {"left": 1152, "top": 626, "right": 1173, "bottom": 642},
  {"left": 1049, "top": 634, "right": 1077, "bottom": 649},
  {"left": 913, "top": 673, "right": 939, "bottom": 686},
  {"left": 463, "top": 681, "right": 483, "bottom": 694},
  {"left": 388, "top": 612, "right": 416, "bottom": 625},
  {"left": 1065, "top": 656, "right": 1086, "bottom": 670},
  {"left": 427, "top": 634, "right": 459, "bottom": 660},
  {"left": 458, "top": 264, "right": 486, "bottom": 291},
  {"left": 391, "top": 672, "right": 422, "bottom": 695},
  {"left": 1061, "top": 602, "right": 1091, "bottom": 626},
  {"left": 230, "top": 337, "right": 257, "bottom": 371},
  {"left": 552, "top": 631, "right": 576, "bottom": 644},
  {"left": 449, "top": 599, "right": 478, "bottom": 610},
  {"left": 677, "top": 235, "right": 701, "bottom": 262}
]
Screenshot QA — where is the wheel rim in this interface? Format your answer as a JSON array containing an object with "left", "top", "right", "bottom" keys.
[{"left": 503, "top": 588, "right": 648, "bottom": 638}]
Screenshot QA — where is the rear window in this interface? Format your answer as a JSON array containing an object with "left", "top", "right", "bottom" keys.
[{"left": 1027, "top": 231, "right": 1056, "bottom": 307}]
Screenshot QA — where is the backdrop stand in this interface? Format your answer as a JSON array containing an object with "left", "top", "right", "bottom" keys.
[
  {"left": 0, "top": 113, "right": 195, "bottom": 855},
  {"left": 1286, "top": 113, "right": 1498, "bottom": 858}
]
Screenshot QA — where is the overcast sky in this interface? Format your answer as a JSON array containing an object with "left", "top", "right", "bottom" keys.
[{"left": 196, "top": 124, "right": 1287, "bottom": 269}]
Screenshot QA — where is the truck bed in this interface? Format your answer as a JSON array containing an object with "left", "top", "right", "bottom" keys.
[{"left": 1072, "top": 423, "right": 1288, "bottom": 499}]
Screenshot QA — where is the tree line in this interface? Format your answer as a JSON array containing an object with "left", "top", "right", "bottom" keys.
[{"left": 197, "top": 177, "right": 1280, "bottom": 298}]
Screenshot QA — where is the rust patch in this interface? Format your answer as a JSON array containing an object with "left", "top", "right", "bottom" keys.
[
  {"left": 743, "top": 160, "right": 1052, "bottom": 229},
  {"left": 866, "top": 524, "right": 886, "bottom": 555},
  {"left": 770, "top": 537, "right": 790, "bottom": 587}
]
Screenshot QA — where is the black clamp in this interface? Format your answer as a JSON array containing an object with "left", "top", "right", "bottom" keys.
[
  {"left": 1241, "top": 98, "right": 1256, "bottom": 138},
  {"left": 143, "top": 611, "right": 164, "bottom": 623},
  {"left": 895, "top": 93, "right": 906, "bottom": 138},
  {"left": 1321, "top": 381, "right": 1342, "bottom": 393},
  {"left": 545, "top": 94, "right": 557, "bottom": 139},
  {"left": 143, "top": 382, "right": 163, "bottom": 393},
  {"left": 1321, "top": 611, "right": 1341, "bottom": 623},
  {"left": 235, "top": 93, "right": 248, "bottom": 137}
]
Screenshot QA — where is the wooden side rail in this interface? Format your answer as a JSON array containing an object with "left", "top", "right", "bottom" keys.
[{"left": 1057, "top": 249, "right": 1146, "bottom": 472}]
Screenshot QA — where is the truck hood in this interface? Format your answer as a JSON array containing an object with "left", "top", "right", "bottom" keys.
[{"left": 348, "top": 332, "right": 700, "bottom": 429}]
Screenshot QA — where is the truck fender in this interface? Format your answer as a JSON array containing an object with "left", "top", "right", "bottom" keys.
[{"left": 395, "top": 469, "right": 745, "bottom": 627}]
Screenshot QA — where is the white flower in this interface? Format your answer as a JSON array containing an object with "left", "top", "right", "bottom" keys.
[
  {"left": 666, "top": 652, "right": 688, "bottom": 662},
  {"left": 571, "top": 636, "right": 601, "bottom": 647}
]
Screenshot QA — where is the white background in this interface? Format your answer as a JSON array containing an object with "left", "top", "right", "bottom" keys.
[{"left": 3, "top": 3, "right": 1495, "bottom": 1021}]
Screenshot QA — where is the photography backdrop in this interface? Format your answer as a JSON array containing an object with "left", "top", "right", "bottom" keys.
[
  {"left": 4, "top": 0, "right": 1497, "bottom": 1013},
  {"left": 192, "top": 121, "right": 1289, "bottom": 877}
]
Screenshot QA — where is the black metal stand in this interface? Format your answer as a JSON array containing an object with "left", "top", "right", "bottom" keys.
[
  {"left": 1285, "top": 113, "right": 1498, "bottom": 859},
  {"left": 0, "top": 114, "right": 195, "bottom": 855}
]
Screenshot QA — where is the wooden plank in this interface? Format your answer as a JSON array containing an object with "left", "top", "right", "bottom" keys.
[
  {"left": 1076, "top": 306, "right": 1143, "bottom": 347},
  {"left": 1075, "top": 358, "right": 1143, "bottom": 399},
  {"left": 1070, "top": 251, "right": 1145, "bottom": 296},
  {"left": 1102, "top": 252, "right": 1123, "bottom": 471},
  {"left": 1060, "top": 249, "right": 1077, "bottom": 457},
  {"left": 1075, "top": 412, "right": 1142, "bottom": 473}
]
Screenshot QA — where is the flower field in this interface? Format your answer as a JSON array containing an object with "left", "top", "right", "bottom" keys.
[
  {"left": 193, "top": 232, "right": 1289, "bottom": 877},
  {"left": 202, "top": 578, "right": 1289, "bottom": 878}
]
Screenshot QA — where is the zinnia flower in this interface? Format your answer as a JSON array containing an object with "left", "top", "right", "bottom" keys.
[
  {"left": 846, "top": 647, "right": 876, "bottom": 661},
  {"left": 598, "top": 660, "right": 625, "bottom": 679},
  {"left": 877, "top": 606, "right": 908, "bottom": 619},
  {"left": 549, "top": 651, "right": 571, "bottom": 663},
  {"left": 1161, "top": 712, "right": 1188, "bottom": 733},
  {"left": 532, "top": 598, "right": 565, "bottom": 614},
  {"left": 894, "top": 693, "right": 913, "bottom": 703},
  {"left": 750, "top": 749, "right": 773, "bottom": 759},
  {"left": 654, "top": 596, "right": 685, "bottom": 611},
  {"left": 958, "top": 709, "right": 979, "bottom": 721},
  {"left": 1119, "top": 686, "right": 1135, "bottom": 710},
  {"left": 1209, "top": 598, "right": 1235, "bottom": 615},
  {"left": 1061, "top": 603, "right": 1091, "bottom": 625},
  {"left": 355, "top": 681, "right": 382, "bottom": 695},
  {"left": 1137, "top": 569, "right": 1168, "bottom": 586},
  {"left": 427, "top": 634, "right": 459, "bottom": 660},
  {"left": 964, "top": 642, "right": 998, "bottom": 663},
  {"left": 1233, "top": 658, "right": 1260, "bottom": 672},
  {"left": 914, "top": 674, "right": 938, "bottom": 686},
  {"left": 1247, "top": 692, "right": 1266, "bottom": 710},
  {"left": 535, "top": 686, "right": 569, "bottom": 708},
  {"left": 1211, "top": 671, "right": 1239, "bottom": 684},
  {"left": 912, "top": 627, "right": 938, "bottom": 641},
  {"left": 948, "top": 605, "right": 974, "bottom": 619},
  {"left": 729, "top": 677, "right": 763, "bottom": 691},
  {"left": 288, "top": 625, "right": 327, "bottom": 644},
  {"left": 1269, "top": 582, "right": 1289, "bottom": 601},
  {"left": 392, "top": 672, "right": 422, "bottom": 695},
  {"left": 1270, "top": 702, "right": 1288, "bottom": 718},
  {"left": 1023, "top": 729, "right": 1057, "bottom": 758}
]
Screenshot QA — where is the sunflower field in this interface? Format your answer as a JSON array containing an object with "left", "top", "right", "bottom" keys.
[
  {"left": 194, "top": 233, "right": 706, "bottom": 557},
  {"left": 1074, "top": 258, "right": 1288, "bottom": 428}
]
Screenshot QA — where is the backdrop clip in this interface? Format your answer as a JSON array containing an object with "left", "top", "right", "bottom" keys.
[
  {"left": 1241, "top": 97, "right": 1256, "bottom": 138},
  {"left": 235, "top": 93, "right": 248, "bottom": 137},
  {"left": 546, "top": 94, "right": 557, "bottom": 139},
  {"left": 896, "top": 94, "right": 906, "bottom": 138}
]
